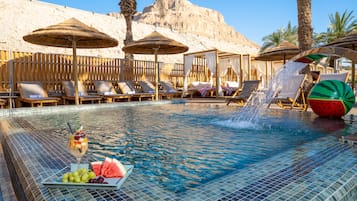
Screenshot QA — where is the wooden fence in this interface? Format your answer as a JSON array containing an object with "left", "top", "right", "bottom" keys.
[{"left": 0, "top": 50, "right": 245, "bottom": 93}]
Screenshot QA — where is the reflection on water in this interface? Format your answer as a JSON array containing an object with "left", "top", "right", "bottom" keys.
[
  {"left": 312, "top": 117, "right": 348, "bottom": 136},
  {"left": 23, "top": 104, "right": 353, "bottom": 192}
]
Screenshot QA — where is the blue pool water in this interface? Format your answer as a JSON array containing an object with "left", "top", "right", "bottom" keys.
[{"left": 25, "top": 103, "right": 353, "bottom": 193}]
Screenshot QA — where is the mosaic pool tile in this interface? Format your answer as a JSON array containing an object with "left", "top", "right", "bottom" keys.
[{"left": 0, "top": 104, "right": 356, "bottom": 200}]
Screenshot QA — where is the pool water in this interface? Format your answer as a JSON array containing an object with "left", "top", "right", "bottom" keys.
[{"left": 25, "top": 103, "right": 355, "bottom": 194}]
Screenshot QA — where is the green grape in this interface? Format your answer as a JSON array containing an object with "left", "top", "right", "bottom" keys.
[
  {"left": 81, "top": 174, "right": 89, "bottom": 183},
  {"left": 74, "top": 176, "right": 81, "bottom": 183},
  {"left": 72, "top": 171, "right": 79, "bottom": 177},
  {"left": 80, "top": 168, "right": 88, "bottom": 175},
  {"left": 62, "top": 168, "right": 92, "bottom": 183},
  {"left": 88, "top": 171, "right": 96, "bottom": 179},
  {"left": 62, "top": 173, "right": 70, "bottom": 180}
]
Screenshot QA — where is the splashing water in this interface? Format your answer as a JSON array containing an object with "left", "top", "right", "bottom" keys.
[{"left": 227, "top": 61, "right": 310, "bottom": 127}]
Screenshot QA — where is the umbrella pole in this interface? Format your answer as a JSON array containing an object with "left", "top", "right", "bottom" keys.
[
  {"left": 72, "top": 40, "right": 79, "bottom": 105},
  {"left": 154, "top": 48, "right": 159, "bottom": 101}
]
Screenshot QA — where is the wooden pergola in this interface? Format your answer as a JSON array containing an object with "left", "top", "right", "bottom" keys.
[{"left": 183, "top": 49, "right": 252, "bottom": 97}]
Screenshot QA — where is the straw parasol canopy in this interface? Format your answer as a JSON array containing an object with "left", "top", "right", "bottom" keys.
[
  {"left": 23, "top": 18, "right": 118, "bottom": 105},
  {"left": 255, "top": 41, "right": 300, "bottom": 64},
  {"left": 326, "top": 30, "right": 357, "bottom": 50},
  {"left": 325, "top": 30, "right": 357, "bottom": 90},
  {"left": 122, "top": 31, "right": 188, "bottom": 100}
]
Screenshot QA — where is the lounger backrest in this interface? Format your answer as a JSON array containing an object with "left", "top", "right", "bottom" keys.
[
  {"left": 138, "top": 81, "right": 155, "bottom": 93},
  {"left": 62, "top": 81, "right": 88, "bottom": 97},
  {"left": 277, "top": 74, "right": 306, "bottom": 99},
  {"left": 160, "top": 81, "right": 177, "bottom": 92},
  {"left": 19, "top": 81, "right": 49, "bottom": 98},
  {"left": 237, "top": 80, "right": 260, "bottom": 99},
  {"left": 118, "top": 82, "right": 136, "bottom": 94},
  {"left": 319, "top": 72, "right": 348, "bottom": 82},
  {"left": 93, "top": 81, "right": 117, "bottom": 95}
]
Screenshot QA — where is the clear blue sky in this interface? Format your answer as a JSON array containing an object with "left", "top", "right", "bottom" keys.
[{"left": 40, "top": 0, "right": 356, "bottom": 45}]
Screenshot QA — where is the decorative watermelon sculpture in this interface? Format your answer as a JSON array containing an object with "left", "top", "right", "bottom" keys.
[{"left": 308, "top": 80, "right": 355, "bottom": 118}]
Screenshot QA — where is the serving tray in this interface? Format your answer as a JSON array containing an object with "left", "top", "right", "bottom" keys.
[{"left": 42, "top": 165, "right": 133, "bottom": 190}]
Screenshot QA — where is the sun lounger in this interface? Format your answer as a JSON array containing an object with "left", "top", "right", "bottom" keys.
[
  {"left": 93, "top": 81, "right": 131, "bottom": 102},
  {"left": 138, "top": 80, "right": 179, "bottom": 100},
  {"left": 117, "top": 81, "right": 154, "bottom": 101},
  {"left": 18, "top": 81, "right": 60, "bottom": 107},
  {"left": 160, "top": 81, "right": 182, "bottom": 99},
  {"left": 318, "top": 72, "right": 348, "bottom": 82},
  {"left": 269, "top": 74, "right": 308, "bottom": 111},
  {"left": 139, "top": 80, "right": 181, "bottom": 100},
  {"left": 62, "top": 81, "right": 102, "bottom": 104},
  {"left": 226, "top": 80, "right": 260, "bottom": 106},
  {"left": 138, "top": 80, "right": 156, "bottom": 94}
]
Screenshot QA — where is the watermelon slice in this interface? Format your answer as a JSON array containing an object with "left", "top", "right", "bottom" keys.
[
  {"left": 103, "top": 158, "right": 127, "bottom": 178},
  {"left": 100, "top": 157, "right": 113, "bottom": 176},
  {"left": 90, "top": 157, "right": 128, "bottom": 178},
  {"left": 91, "top": 161, "right": 103, "bottom": 176}
]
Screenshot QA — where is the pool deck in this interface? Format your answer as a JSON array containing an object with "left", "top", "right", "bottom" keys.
[{"left": 0, "top": 98, "right": 356, "bottom": 200}]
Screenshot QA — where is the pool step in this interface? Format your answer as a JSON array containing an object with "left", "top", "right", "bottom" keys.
[
  {"left": 313, "top": 165, "right": 357, "bottom": 201},
  {"left": 0, "top": 134, "right": 17, "bottom": 200}
]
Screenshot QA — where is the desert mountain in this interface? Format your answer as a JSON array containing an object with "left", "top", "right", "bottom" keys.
[
  {"left": 133, "top": 0, "right": 259, "bottom": 49},
  {"left": 0, "top": 0, "right": 259, "bottom": 63}
]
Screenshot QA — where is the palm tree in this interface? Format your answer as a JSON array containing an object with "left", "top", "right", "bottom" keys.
[
  {"left": 119, "top": 0, "right": 137, "bottom": 80},
  {"left": 315, "top": 10, "right": 357, "bottom": 45},
  {"left": 297, "top": 0, "right": 312, "bottom": 51},
  {"left": 260, "top": 22, "right": 298, "bottom": 52},
  {"left": 261, "top": 29, "right": 285, "bottom": 52},
  {"left": 119, "top": 0, "right": 136, "bottom": 80},
  {"left": 284, "top": 22, "right": 298, "bottom": 45}
]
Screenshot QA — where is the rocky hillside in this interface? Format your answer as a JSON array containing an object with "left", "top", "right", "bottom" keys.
[
  {"left": 133, "top": 0, "right": 259, "bottom": 48},
  {"left": 0, "top": 0, "right": 259, "bottom": 64}
]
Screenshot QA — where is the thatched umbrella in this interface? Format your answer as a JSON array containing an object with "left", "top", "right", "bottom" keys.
[
  {"left": 23, "top": 18, "right": 118, "bottom": 105},
  {"left": 255, "top": 41, "right": 300, "bottom": 64},
  {"left": 122, "top": 31, "right": 188, "bottom": 100},
  {"left": 325, "top": 30, "right": 357, "bottom": 90}
]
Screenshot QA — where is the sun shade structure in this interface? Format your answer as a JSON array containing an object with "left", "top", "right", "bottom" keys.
[
  {"left": 326, "top": 30, "right": 357, "bottom": 50},
  {"left": 122, "top": 31, "right": 189, "bottom": 100},
  {"left": 325, "top": 30, "right": 357, "bottom": 90},
  {"left": 23, "top": 18, "right": 118, "bottom": 105},
  {"left": 183, "top": 49, "right": 246, "bottom": 97},
  {"left": 292, "top": 46, "right": 357, "bottom": 63},
  {"left": 292, "top": 46, "right": 357, "bottom": 90},
  {"left": 255, "top": 41, "right": 300, "bottom": 64}
]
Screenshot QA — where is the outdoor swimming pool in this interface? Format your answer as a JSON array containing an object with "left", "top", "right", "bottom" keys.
[{"left": 16, "top": 102, "right": 356, "bottom": 200}]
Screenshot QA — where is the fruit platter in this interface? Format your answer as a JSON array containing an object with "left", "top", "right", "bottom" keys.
[{"left": 42, "top": 157, "right": 133, "bottom": 190}]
